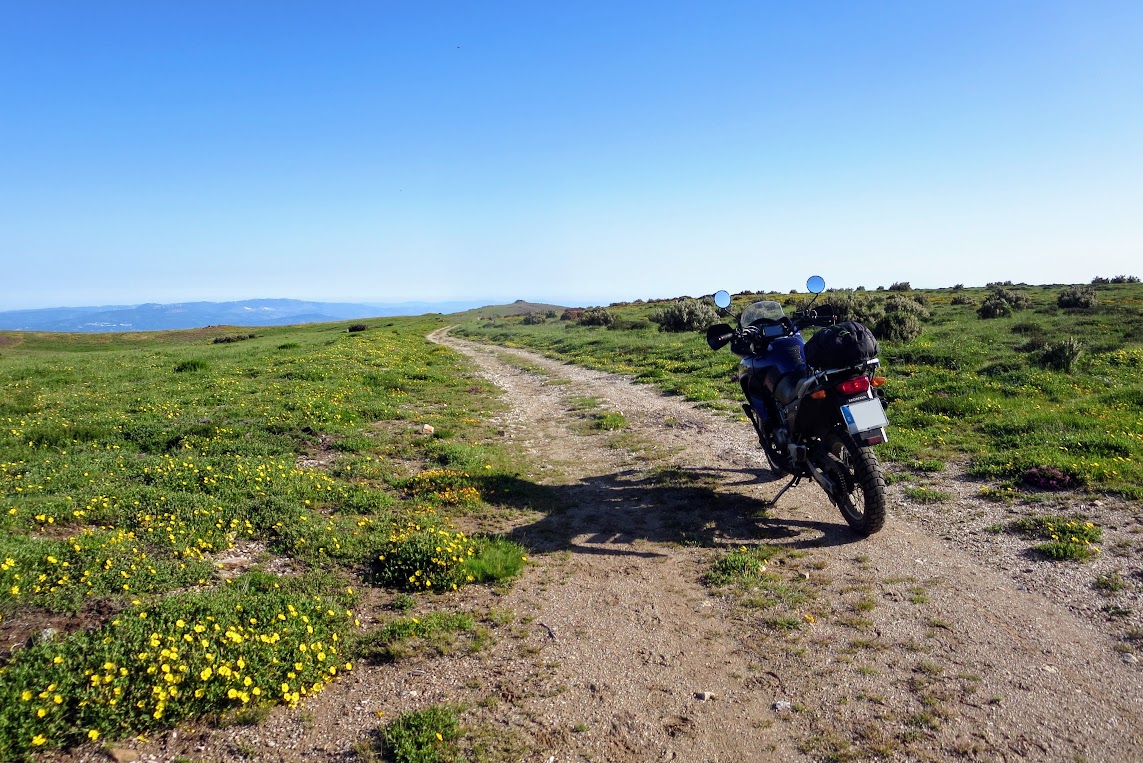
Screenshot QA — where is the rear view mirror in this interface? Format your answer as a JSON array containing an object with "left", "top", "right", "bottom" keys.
[
  {"left": 713, "top": 290, "right": 732, "bottom": 309},
  {"left": 806, "top": 276, "right": 826, "bottom": 294}
]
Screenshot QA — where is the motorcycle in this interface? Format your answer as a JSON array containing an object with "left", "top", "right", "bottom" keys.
[{"left": 707, "top": 276, "right": 889, "bottom": 535}]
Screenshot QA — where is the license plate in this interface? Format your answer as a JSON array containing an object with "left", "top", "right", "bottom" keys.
[{"left": 841, "top": 399, "right": 888, "bottom": 434}]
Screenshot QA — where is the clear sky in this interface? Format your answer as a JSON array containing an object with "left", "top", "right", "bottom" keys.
[{"left": 2, "top": 1, "right": 1141, "bottom": 310}]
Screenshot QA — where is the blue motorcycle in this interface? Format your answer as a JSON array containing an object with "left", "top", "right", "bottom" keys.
[{"left": 707, "top": 277, "right": 889, "bottom": 535}]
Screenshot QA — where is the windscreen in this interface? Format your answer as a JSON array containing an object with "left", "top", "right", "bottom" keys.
[{"left": 739, "top": 300, "right": 786, "bottom": 327}]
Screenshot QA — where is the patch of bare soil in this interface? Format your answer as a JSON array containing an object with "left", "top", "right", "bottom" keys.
[{"left": 61, "top": 329, "right": 1142, "bottom": 763}]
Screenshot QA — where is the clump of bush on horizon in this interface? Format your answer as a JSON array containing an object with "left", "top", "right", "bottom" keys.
[{"left": 1092, "top": 275, "right": 1140, "bottom": 284}]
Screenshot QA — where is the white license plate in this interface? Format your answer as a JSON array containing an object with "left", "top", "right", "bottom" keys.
[{"left": 841, "top": 399, "right": 888, "bottom": 434}]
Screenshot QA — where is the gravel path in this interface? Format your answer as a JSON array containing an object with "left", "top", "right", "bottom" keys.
[{"left": 72, "top": 329, "right": 1142, "bottom": 763}]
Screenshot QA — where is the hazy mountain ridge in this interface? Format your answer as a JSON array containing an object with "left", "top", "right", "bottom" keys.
[{"left": 0, "top": 298, "right": 494, "bottom": 332}]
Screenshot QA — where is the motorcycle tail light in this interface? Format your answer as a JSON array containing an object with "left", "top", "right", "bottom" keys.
[{"left": 835, "top": 376, "right": 870, "bottom": 396}]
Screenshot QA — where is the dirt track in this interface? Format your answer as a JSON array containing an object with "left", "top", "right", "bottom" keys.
[{"left": 80, "top": 329, "right": 1142, "bottom": 763}]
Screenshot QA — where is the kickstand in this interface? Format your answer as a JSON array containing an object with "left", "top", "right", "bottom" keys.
[{"left": 768, "top": 474, "right": 801, "bottom": 507}]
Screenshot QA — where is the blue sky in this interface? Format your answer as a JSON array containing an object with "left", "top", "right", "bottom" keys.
[{"left": 2, "top": 1, "right": 1141, "bottom": 310}]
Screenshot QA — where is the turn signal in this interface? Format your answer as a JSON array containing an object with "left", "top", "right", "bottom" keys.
[
  {"left": 835, "top": 376, "right": 870, "bottom": 396},
  {"left": 871, "top": 377, "right": 887, "bottom": 387},
  {"left": 809, "top": 390, "right": 827, "bottom": 400}
]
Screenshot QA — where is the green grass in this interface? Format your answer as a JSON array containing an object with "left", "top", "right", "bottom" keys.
[
  {"left": 454, "top": 281, "right": 1143, "bottom": 500},
  {"left": 1008, "top": 513, "right": 1103, "bottom": 561},
  {"left": 704, "top": 545, "right": 816, "bottom": 614},
  {"left": 593, "top": 411, "right": 628, "bottom": 430},
  {"left": 0, "top": 317, "right": 534, "bottom": 757},
  {"left": 703, "top": 545, "right": 781, "bottom": 587},
  {"left": 902, "top": 486, "right": 952, "bottom": 504},
  {"left": 355, "top": 612, "right": 482, "bottom": 663},
  {"left": 380, "top": 705, "right": 461, "bottom": 763}
]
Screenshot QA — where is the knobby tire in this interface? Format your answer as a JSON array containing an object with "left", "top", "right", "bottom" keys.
[{"left": 822, "top": 431, "right": 887, "bottom": 535}]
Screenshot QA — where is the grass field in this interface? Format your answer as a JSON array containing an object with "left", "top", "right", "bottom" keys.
[
  {"left": 1, "top": 278, "right": 1140, "bottom": 758},
  {"left": 455, "top": 281, "right": 1143, "bottom": 500},
  {"left": 0, "top": 318, "right": 530, "bottom": 759}
]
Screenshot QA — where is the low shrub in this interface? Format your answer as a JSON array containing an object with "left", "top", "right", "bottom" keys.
[
  {"left": 650, "top": 298, "right": 719, "bottom": 332},
  {"left": 823, "top": 293, "right": 885, "bottom": 325},
  {"left": 950, "top": 294, "right": 974, "bottom": 306},
  {"left": 521, "top": 313, "right": 546, "bottom": 325},
  {"left": 1020, "top": 466, "right": 1079, "bottom": 490},
  {"left": 1057, "top": 286, "right": 1097, "bottom": 309},
  {"left": 173, "top": 359, "right": 208, "bottom": 373},
  {"left": 1010, "top": 321, "right": 1043, "bottom": 335},
  {"left": 608, "top": 317, "right": 653, "bottom": 331},
  {"left": 577, "top": 308, "right": 614, "bottom": 327},
  {"left": 872, "top": 295, "right": 928, "bottom": 341},
  {"left": 1037, "top": 337, "right": 1083, "bottom": 372},
  {"left": 347, "top": 324, "right": 369, "bottom": 333},
  {"left": 978, "top": 287, "right": 1030, "bottom": 319},
  {"left": 888, "top": 281, "right": 912, "bottom": 291}
]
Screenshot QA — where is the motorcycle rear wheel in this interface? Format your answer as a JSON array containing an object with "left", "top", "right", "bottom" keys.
[{"left": 822, "top": 431, "right": 886, "bottom": 535}]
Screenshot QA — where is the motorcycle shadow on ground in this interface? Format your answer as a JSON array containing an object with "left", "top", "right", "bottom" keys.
[{"left": 469, "top": 466, "right": 866, "bottom": 559}]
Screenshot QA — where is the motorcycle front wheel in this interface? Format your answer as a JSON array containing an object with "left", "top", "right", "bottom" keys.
[{"left": 821, "top": 431, "right": 886, "bottom": 535}]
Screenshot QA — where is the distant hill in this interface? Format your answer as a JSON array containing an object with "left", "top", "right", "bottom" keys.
[
  {"left": 0, "top": 298, "right": 495, "bottom": 333},
  {"left": 455, "top": 300, "right": 568, "bottom": 319}
]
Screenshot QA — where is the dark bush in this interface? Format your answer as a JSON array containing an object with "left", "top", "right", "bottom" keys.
[
  {"left": 986, "top": 280, "right": 1015, "bottom": 289},
  {"left": 1058, "top": 286, "right": 1097, "bottom": 309},
  {"left": 650, "top": 298, "right": 720, "bottom": 332},
  {"left": 950, "top": 294, "right": 975, "bottom": 306},
  {"left": 1015, "top": 336, "right": 1048, "bottom": 353},
  {"left": 1091, "top": 276, "right": 1111, "bottom": 285},
  {"left": 977, "top": 287, "right": 1030, "bottom": 319},
  {"left": 888, "top": 281, "right": 912, "bottom": 291},
  {"left": 1010, "top": 321, "right": 1043, "bottom": 335},
  {"left": 521, "top": 313, "right": 547, "bottom": 325},
  {"left": 1038, "top": 337, "right": 1084, "bottom": 372},
  {"left": 578, "top": 307, "right": 614, "bottom": 327},
  {"left": 560, "top": 308, "right": 584, "bottom": 322},
  {"left": 347, "top": 323, "right": 368, "bottom": 333},
  {"left": 979, "top": 360, "right": 1025, "bottom": 376},
  {"left": 952, "top": 283, "right": 965, "bottom": 290},
  {"left": 608, "top": 317, "right": 653, "bottom": 331},
  {"left": 174, "top": 359, "right": 208, "bottom": 373},
  {"left": 1112, "top": 275, "right": 1140, "bottom": 284},
  {"left": 212, "top": 334, "right": 256, "bottom": 344},
  {"left": 1021, "top": 466, "right": 1079, "bottom": 491}
]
